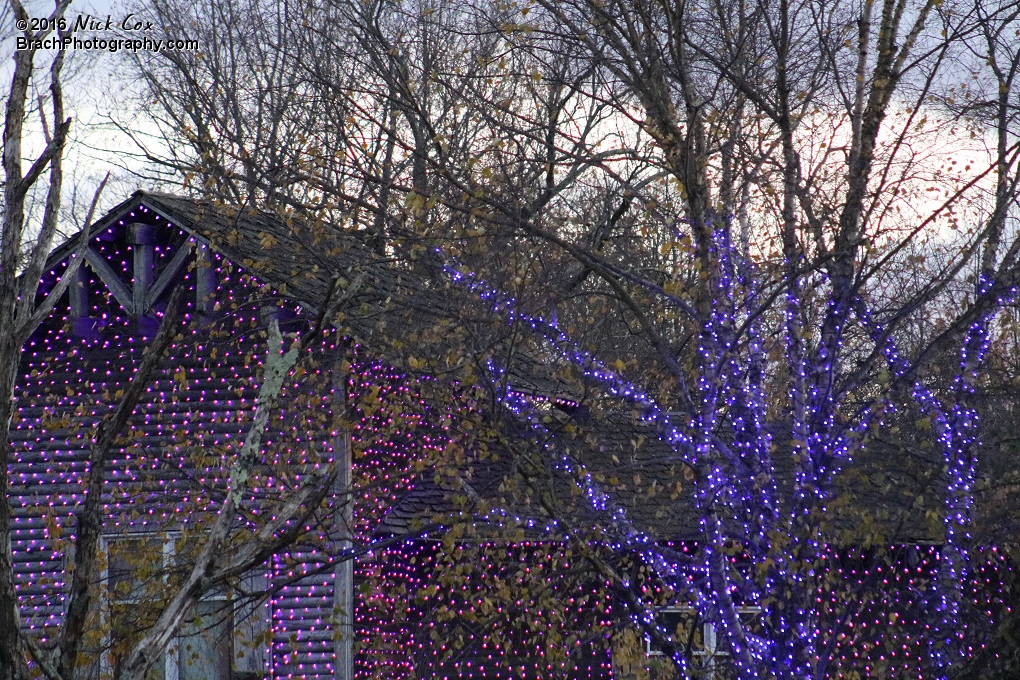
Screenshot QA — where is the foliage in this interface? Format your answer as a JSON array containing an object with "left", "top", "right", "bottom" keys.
[{"left": 124, "top": 0, "right": 1020, "bottom": 678}]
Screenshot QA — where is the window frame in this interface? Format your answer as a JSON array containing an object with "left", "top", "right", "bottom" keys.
[
  {"left": 644, "top": 605, "right": 763, "bottom": 676},
  {"left": 100, "top": 533, "right": 179, "bottom": 680}
]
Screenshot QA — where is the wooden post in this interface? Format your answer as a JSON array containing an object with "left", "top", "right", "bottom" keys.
[
  {"left": 68, "top": 257, "right": 98, "bottom": 338},
  {"left": 127, "top": 223, "right": 155, "bottom": 316},
  {"left": 332, "top": 361, "right": 353, "bottom": 680},
  {"left": 69, "top": 257, "right": 88, "bottom": 318},
  {"left": 196, "top": 242, "right": 216, "bottom": 315}
]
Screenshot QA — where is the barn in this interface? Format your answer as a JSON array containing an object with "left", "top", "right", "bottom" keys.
[
  {"left": 9, "top": 190, "right": 627, "bottom": 680},
  {"left": 9, "top": 191, "right": 1018, "bottom": 680}
]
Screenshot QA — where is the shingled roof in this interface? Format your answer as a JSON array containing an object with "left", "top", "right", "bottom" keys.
[
  {"left": 45, "top": 191, "right": 961, "bottom": 547},
  {"left": 379, "top": 412, "right": 957, "bottom": 545}
]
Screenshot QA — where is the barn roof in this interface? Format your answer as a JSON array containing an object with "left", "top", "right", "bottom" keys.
[
  {"left": 42, "top": 191, "right": 967, "bottom": 547},
  {"left": 54, "top": 191, "right": 451, "bottom": 340}
]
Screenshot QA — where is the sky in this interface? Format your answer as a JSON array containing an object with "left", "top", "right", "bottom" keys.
[
  {"left": 2, "top": 0, "right": 1005, "bottom": 249},
  {"left": 3, "top": 0, "right": 170, "bottom": 237}
]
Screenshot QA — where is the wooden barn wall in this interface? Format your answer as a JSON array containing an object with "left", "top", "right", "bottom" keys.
[
  {"left": 8, "top": 204, "right": 342, "bottom": 679},
  {"left": 8, "top": 200, "right": 476, "bottom": 680}
]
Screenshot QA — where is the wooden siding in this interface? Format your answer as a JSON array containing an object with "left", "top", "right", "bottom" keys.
[
  {"left": 11, "top": 201, "right": 343, "bottom": 678},
  {"left": 11, "top": 196, "right": 480, "bottom": 680}
]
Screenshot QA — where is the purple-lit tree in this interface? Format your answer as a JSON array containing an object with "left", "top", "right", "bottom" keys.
[
  {"left": 447, "top": 0, "right": 1020, "bottom": 674},
  {"left": 501, "top": 1, "right": 1020, "bottom": 677},
  {"left": 128, "top": 0, "right": 1020, "bottom": 676},
  {"left": 429, "top": 0, "right": 1020, "bottom": 676}
]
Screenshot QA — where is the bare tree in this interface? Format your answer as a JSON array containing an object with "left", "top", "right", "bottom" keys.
[
  {"left": 129, "top": 0, "right": 1020, "bottom": 677},
  {"left": 3, "top": 2, "right": 90, "bottom": 676}
]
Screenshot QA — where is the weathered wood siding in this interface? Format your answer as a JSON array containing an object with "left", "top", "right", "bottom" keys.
[{"left": 10, "top": 200, "right": 342, "bottom": 679}]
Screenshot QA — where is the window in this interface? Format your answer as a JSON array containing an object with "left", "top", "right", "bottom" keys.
[
  {"left": 103, "top": 535, "right": 234, "bottom": 680},
  {"left": 646, "top": 606, "right": 762, "bottom": 679},
  {"left": 105, "top": 536, "right": 173, "bottom": 680},
  {"left": 177, "top": 600, "right": 233, "bottom": 680}
]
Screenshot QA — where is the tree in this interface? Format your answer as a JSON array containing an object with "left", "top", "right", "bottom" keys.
[
  {"left": 128, "top": 0, "right": 1020, "bottom": 677},
  {"left": 3, "top": 1, "right": 96, "bottom": 676}
]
